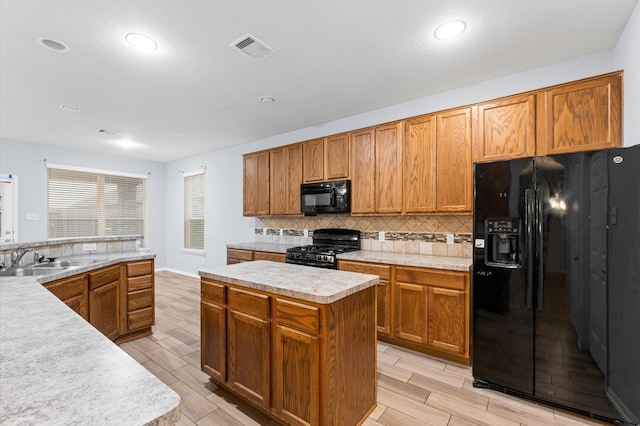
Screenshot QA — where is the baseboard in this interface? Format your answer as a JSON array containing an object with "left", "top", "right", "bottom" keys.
[{"left": 155, "top": 267, "right": 200, "bottom": 279}]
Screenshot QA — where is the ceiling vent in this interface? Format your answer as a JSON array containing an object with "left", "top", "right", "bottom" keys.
[{"left": 230, "top": 34, "right": 275, "bottom": 59}]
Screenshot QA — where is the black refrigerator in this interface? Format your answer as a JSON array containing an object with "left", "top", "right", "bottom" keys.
[{"left": 472, "top": 145, "right": 640, "bottom": 425}]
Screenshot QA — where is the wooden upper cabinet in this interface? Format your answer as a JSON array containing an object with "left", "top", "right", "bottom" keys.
[
  {"left": 436, "top": 107, "right": 473, "bottom": 212},
  {"left": 324, "top": 133, "right": 350, "bottom": 180},
  {"left": 302, "top": 139, "right": 324, "bottom": 182},
  {"left": 302, "top": 134, "right": 349, "bottom": 182},
  {"left": 538, "top": 72, "right": 622, "bottom": 156},
  {"left": 270, "top": 144, "right": 302, "bottom": 215},
  {"left": 404, "top": 114, "right": 437, "bottom": 213},
  {"left": 474, "top": 94, "right": 536, "bottom": 162},
  {"left": 243, "top": 151, "right": 269, "bottom": 216},
  {"left": 350, "top": 127, "right": 376, "bottom": 214},
  {"left": 375, "top": 122, "right": 403, "bottom": 214}
]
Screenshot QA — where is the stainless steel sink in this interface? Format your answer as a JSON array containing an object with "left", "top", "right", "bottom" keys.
[{"left": 0, "top": 259, "right": 104, "bottom": 277}]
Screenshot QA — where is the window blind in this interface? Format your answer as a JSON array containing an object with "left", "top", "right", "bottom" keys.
[
  {"left": 184, "top": 171, "right": 205, "bottom": 250},
  {"left": 47, "top": 166, "right": 146, "bottom": 243}
]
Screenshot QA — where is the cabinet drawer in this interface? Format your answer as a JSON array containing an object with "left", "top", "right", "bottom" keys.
[
  {"left": 228, "top": 287, "right": 270, "bottom": 318},
  {"left": 128, "top": 288, "right": 153, "bottom": 311},
  {"left": 128, "top": 307, "right": 154, "bottom": 330},
  {"left": 126, "top": 260, "right": 153, "bottom": 277},
  {"left": 44, "top": 275, "right": 86, "bottom": 300},
  {"left": 228, "top": 249, "right": 253, "bottom": 261},
  {"left": 88, "top": 265, "right": 120, "bottom": 290},
  {"left": 275, "top": 298, "right": 320, "bottom": 334},
  {"left": 339, "top": 260, "right": 391, "bottom": 280},
  {"left": 128, "top": 275, "right": 152, "bottom": 292},
  {"left": 253, "top": 251, "right": 286, "bottom": 263},
  {"left": 202, "top": 279, "right": 226, "bottom": 304},
  {"left": 396, "top": 267, "right": 467, "bottom": 291}
]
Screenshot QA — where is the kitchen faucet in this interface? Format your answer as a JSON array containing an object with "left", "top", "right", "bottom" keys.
[{"left": 11, "top": 247, "right": 32, "bottom": 267}]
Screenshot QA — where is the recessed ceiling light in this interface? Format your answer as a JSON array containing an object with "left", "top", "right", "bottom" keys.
[
  {"left": 125, "top": 33, "right": 158, "bottom": 51},
  {"left": 260, "top": 96, "right": 276, "bottom": 104},
  {"left": 434, "top": 20, "right": 466, "bottom": 40},
  {"left": 37, "top": 37, "right": 71, "bottom": 53},
  {"left": 60, "top": 105, "right": 80, "bottom": 112}
]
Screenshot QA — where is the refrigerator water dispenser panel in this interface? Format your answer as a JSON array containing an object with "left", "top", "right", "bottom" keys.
[{"left": 485, "top": 218, "right": 520, "bottom": 268}]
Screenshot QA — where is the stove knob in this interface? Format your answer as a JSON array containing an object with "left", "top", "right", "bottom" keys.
[{"left": 322, "top": 256, "right": 328, "bottom": 261}]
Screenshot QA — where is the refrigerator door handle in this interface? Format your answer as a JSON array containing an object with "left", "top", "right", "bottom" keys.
[
  {"left": 536, "top": 188, "right": 544, "bottom": 310},
  {"left": 525, "top": 189, "right": 534, "bottom": 309}
]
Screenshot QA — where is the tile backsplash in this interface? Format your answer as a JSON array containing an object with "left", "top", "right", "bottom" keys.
[{"left": 255, "top": 215, "right": 473, "bottom": 257}]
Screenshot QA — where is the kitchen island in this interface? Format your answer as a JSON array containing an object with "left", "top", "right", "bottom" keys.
[
  {"left": 199, "top": 260, "right": 379, "bottom": 426},
  {"left": 0, "top": 253, "right": 180, "bottom": 425}
]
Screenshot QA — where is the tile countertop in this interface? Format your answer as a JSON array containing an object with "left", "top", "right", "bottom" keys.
[
  {"left": 0, "top": 252, "right": 181, "bottom": 426},
  {"left": 200, "top": 260, "right": 379, "bottom": 304},
  {"left": 226, "top": 242, "right": 472, "bottom": 272}
]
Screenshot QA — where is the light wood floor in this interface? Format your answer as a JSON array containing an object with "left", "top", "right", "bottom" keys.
[{"left": 120, "top": 271, "right": 605, "bottom": 426}]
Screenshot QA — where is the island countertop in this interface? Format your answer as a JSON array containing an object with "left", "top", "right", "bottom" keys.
[
  {"left": 199, "top": 260, "right": 379, "bottom": 304},
  {"left": 0, "top": 253, "right": 180, "bottom": 425}
]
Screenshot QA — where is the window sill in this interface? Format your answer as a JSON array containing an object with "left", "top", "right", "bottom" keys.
[{"left": 183, "top": 249, "right": 205, "bottom": 256}]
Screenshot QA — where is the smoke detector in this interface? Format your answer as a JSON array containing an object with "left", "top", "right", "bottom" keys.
[{"left": 230, "top": 34, "right": 275, "bottom": 59}]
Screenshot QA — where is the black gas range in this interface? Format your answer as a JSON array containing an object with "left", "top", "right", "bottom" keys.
[{"left": 285, "top": 228, "right": 360, "bottom": 269}]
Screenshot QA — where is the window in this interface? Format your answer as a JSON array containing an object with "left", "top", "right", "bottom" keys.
[
  {"left": 47, "top": 164, "right": 147, "bottom": 244},
  {"left": 184, "top": 171, "right": 205, "bottom": 251}
]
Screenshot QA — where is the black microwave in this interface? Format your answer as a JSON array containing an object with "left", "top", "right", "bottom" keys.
[{"left": 300, "top": 180, "right": 351, "bottom": 214}]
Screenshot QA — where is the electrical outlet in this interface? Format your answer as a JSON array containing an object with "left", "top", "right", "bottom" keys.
[
  {"left": 303, "top": 229, "right": 309, "bottom": 237},
  {"left": 83, "top": 243, "right": 97, "bottom": 251},
  {"left": 379, "top": 231, "right": 385, "bottom": 241},
  {"left": 262, "top": 228, "right": 267, "bottom": 235},
  {"left": 446, "top": 234, "right": 454, "bottom": 244},
  {"left": 280, "top": 229, "right": 284, "bottom": 236}
]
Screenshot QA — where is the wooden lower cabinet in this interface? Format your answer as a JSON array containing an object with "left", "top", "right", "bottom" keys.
[
  {"left": 337, "top": 260, "right": 391, "bottom": 337},
  {"left": 200, "top": 277, "right": 376, "bottom": 425},
  {"left": 88, "top": 265, "right": 121, "bottom": 340},
  {"left": 227, "top": 248, "right": 286, "bottom": 264},
  {"left": 42, "top": 259, "right": 155, "bottom": 344},
  {"left": 43, "top": 274, "right": 88, "bottom": 320},
  {"left": 227, "top": 248, "right": 253, "bottom": 264},
  {"left": 339, "top": 259, "right": 470, "bottom": 365},
  {"left": 201, "top": 280, "right": 226, "bottom": 382},
  {"left": 121, "top": 259, "right": 155, "bottom": 342}
]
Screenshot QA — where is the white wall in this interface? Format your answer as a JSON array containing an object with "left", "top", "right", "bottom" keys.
[{"left": 0, "top": 138, "right": 167, "bottom": 267}]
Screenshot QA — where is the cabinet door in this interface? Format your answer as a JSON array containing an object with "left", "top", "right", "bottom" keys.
[
  {"left": 89, "top": 279, "right": 121, "bottom": 340},
  {"left": 253, "top": 251, "right": 286, "bottom": 262},
  {"left": 227, "top": 310, "right": 271, "bottom": 409},
  {"left": 324, "top": 133, "right": 350, "bottom": 180},
  {"left": 285, "top": 144, "right": 303, "bottom": 214},
  {"left": 350, "top": 128, "right": 376, "bottom": 214},
  {"left": 269, "top": 148, "right": 286, "bottom": 215},
  {"left": 270, "top": 144, "right": 302, "bottom": 215},
  {"left": 394, "top": 282, "right": 427, "bottom": 344},
  {"left": 243, "top": 151, "right": 269, "bottom": 216},
  {"left": 303, "top": 139, "right": 324, "bottom": 182},
  {"left": 436, "top": 107, "right": 472, "bottom": 212},
  {"left": 274, "top": 324, "right": 320, "bottom": 426},
  {"left": 375, "top": 122, "right": 403, "bottom": 214},
  {"left": 404, "top": 114, "right": 437, "bottom": 213},
  {"left": 201, "top": 301, "right": 226, "bottom": 382},
  {"left": 538, "top": 72, "right": 621, "bottom": 155},
  {"left": 427, "top": 287, "right": 466, "bottom": 356},
  {"left": 338, "top": 260, "right": 391, "bottom": 337},
  {"left": 475, "top": 94, "right": 536, "bottom": 162}
]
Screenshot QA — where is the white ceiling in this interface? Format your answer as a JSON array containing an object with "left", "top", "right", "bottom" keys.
[{"left": 1, "top": 0, "right": 637, "bottom": 162}]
